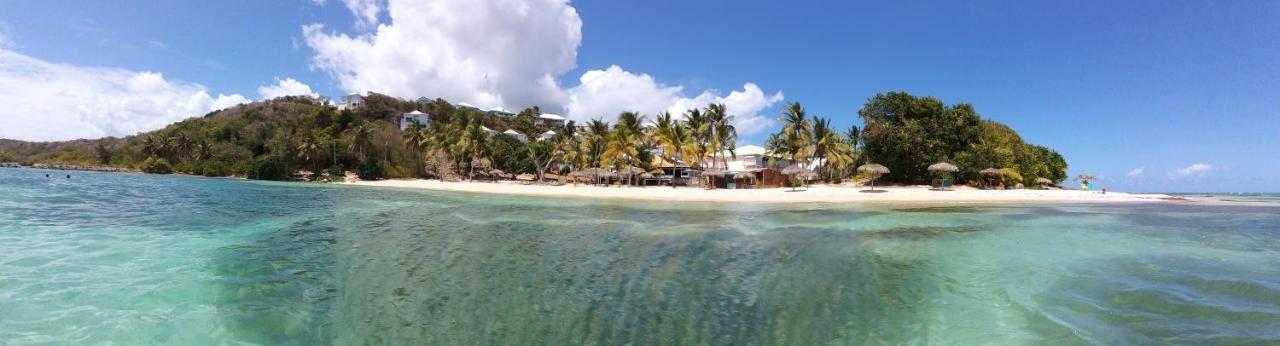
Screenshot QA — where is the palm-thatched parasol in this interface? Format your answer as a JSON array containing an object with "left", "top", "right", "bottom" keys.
[
  {"left": 1035, "top": 177, "right": 1054, "bottom": 188},
  {"left": 978, "top": 168, "right": 1003, "bottom": 189},
  {"left": 782, "top": 165, "right": 816, "bottom": 191},
  {"left": 1074, "top": 174, "right": 1096, "bottom": 182},
  {"left": 927, "top": 162, "right": 959, "bottom": 173},
  {"left": 857, "top": 164, "right": 890, "bottom": 191}
]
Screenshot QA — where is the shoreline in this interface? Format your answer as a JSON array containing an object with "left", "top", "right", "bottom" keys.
[{"left": 343, "top": 179, "right": 1190, "bottom": 205}]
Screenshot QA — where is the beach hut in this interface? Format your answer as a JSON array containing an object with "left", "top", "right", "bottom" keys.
[
  {"left": 702, "top": 167, "right": 724, "bottom": 189},
  {"left": 927, "top": 162, "right": 959, "bottom": 190},
  {"left": 733, "top": 171, "right": 755, "bottom": 189},
  {"left": 857, "top": 164, "right": 890, "bottom": 191},
  {"left": 980, "top": 168, "right": 1003, "bottom": 189},
  {"left": 1035, "top": 177, "right": 1054, "bottom": 189}
]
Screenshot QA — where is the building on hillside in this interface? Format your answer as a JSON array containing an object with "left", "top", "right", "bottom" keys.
[
  {"left": 400, "top": 110, "right": 431, "bottom": 130},
  {"left": 481, "top": 126, "right": 497, "bottom": 135},
  {"left": 538, "top": 130, "right": 557, "bottom": 141},
  {"left": 503, "top": 129, "right": 527, "bottom": 142},
  {"left": 338, "top": 93, "right": 366, "bottom": 110},
  {"left": 538, "top": 113, "right": 566, "bottom": 127},
  {"left": 416, "top": 96, "right": 432, "bottom": 104},
  {"left": 486, "top": 107, "right": 515, "bottom": 117},
  {"left": 456, "top": 102, "right": 479, "bottom": 110}
]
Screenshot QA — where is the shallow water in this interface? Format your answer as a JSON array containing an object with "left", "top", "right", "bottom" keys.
[{"left": 2, "top": 168, "right": 1279, "bottom": 344}]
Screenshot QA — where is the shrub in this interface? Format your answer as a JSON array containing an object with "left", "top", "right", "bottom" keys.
[
  {"left": 142, "top": 157, "right": 173, "bottom": 174},
  {"left": 249, "top": 158, "right": 288, "bottom": 181},
  {"left": 357, "top": 158, "right": 385, "bottom": 180},
  {"left": 201, "top": 161, "right": 230, "bottom": 177}
]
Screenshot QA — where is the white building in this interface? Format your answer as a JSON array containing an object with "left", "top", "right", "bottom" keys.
[
  {"left": 722, "top": 145, "right": 769, "bottom": 171},
  {"left": 503, "top": 129, "right": 527, "bottom": 142},
  {"left": 538, "top": 113, "right": 566, "bottom": 127},
  {"left": 400, "top": 110, "right": 430, "bottom": 130},
  {"left": 486, "top": 107, "right": 514, "bottom": 117},
  {"left": 338, "top": 93, "right": 365, "bottom": 110},
  {"left": 538, "top": 130, "right": 557, "bottom": 141},
  {"left": 456, "top": 102, "right": 479, "bottom": 110}
]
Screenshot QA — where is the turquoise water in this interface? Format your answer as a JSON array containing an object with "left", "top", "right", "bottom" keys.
[{"left": 2, "top": 169, "right": 1279, "bottom": 344}]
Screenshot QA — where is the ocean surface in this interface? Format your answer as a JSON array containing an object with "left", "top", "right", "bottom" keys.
[{"left": 2, "top": 168, "right": 1279, "bottom": 345}]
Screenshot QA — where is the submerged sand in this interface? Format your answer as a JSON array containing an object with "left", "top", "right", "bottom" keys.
[{"left": 343, "top": 179, "right": 1189, "bottom": 205}]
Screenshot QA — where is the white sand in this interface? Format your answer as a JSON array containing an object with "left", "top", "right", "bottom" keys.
[{"left": 343, "top": 179, "right": 1186, "bottom": 205}]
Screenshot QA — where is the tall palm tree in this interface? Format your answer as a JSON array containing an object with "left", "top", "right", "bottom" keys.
[
  {"left": 778, "top": 102, "right": 814, "bottom": 167},
  {"left": 651, "top": 112, "right": 695, "bottom": 187},
  {"left": 401, "top": 120, "right": 428, "bottom": 177},
  {"left": 142, "top": 135, "right": 163, "bottom": 158},
  {"left": 345, "top": 121, "right": 374, "bottom": 161},
  {"left": 705, "top": 103, "right": 737, "bottom": 171},
  {"left": 297, "top": 134, "right": 323, "bottom": 173},
  {"left": 683, "top": 108, "right": 710, "bottom": 170}
]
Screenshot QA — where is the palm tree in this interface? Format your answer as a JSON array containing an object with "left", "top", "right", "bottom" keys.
[
  {"left": 345, "top": 121, "right": 374, "bottom": 161},
  {"left": 142, "top": 135, "right": 163, "bottom": 158},
  {"left": 168, "top": 132, "right": 193, "bottom": 161},
  {"left": 684, "top": 108, "right": 710, "bottom": 170},
  {"left": 778, "top": 102, "right": 814, "bottom": 167},
  {"left": 401, "top": 120, "right": 428, "bottom": 177},
  {"left": 193, "top": 141, "right": 214, "bottom": 162},
  {"left": 706, "top": 103, "right": 737, "bottom": 171},
  {"left": 651, "top": 112, "right": 695, "bottom": 187},
  {"left": 297, "top": 134, "right": 323, "bottom": 173}
]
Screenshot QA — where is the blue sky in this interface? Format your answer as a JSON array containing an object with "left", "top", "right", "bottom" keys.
[{"left": 0, "top": 0, "right": 1276, "bottom": 192}]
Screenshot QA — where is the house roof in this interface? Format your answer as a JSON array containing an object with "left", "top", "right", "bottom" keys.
[
  {"left": 503, "top": 129, "right": 521, "bottom": 135},
  {"left": 539, "top": 113, "right": 566, "bottom": 120},
  {"left": 486, "top": 107, "right": 511, "bottom": 114},
  {"left": 482, "top": 126, "right": 495, "bottom": 132},
  {"left": 457, "top": 102, "right": 477, "bottom": 109},
  {"left": 729, "top": 145, "right": 767, "bottom": 156},
  {"left": 404, "top": 110, "right": 425, "bottom": 115}
]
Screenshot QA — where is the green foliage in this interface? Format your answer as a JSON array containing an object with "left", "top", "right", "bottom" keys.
[
  {"left": 357, "top": 158, "right": 386, "bottom": 180},
  {"left": 141, "top": 157, "right": 173, "bottom": 174},
  {"left": 201, "top": 161, "right": 230, "bottom": 177},
  {"left": 857, "top": 92, "right": 1066, "bottom": 186},
  {"left": 249, "top": 157, "right": 289, "bottom": 181}
]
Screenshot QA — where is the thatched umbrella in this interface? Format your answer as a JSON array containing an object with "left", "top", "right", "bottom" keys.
[
  {"left": 1035, "top": 177, "right": 1054, "bottom": 189},
  {"left": 928, "top": 162, "right": 959, "bottom": 190},
  {"left": 733, "top": 171, "right": 755, "bottom": 189},
  {"left": 1074, "top": 173, "right": 1097, "bottom": 191},
  {"left": 781, "top": 165, "right": 813, "bottom": 191},
  {"left": 980, "top": 168, "right": 1002, "bottom": 189},
  {"left": 927, "top": 162, "right": 959, "bottom": 173},
  {"left": 857, "top": 164, "right": 890, "bottom": 191}
]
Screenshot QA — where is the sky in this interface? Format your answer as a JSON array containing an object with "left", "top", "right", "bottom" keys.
[{"left": 0, "top": 0, "right": 1276, "bottom": 192}]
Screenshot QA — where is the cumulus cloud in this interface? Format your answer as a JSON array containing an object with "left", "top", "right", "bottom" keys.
[
  {"left": 564, "top": 65, "right": 784, "bottom": 134},
  {"left": 304, "top": 0, "right": 783, "bottom": 134},
  {"left": 303, "top": 0, "right": 581, "bottom": 111},
  {"left": 1126, "top": 168, "right": 1144, "bottom": 177},
  {"left": 342, "top": 0, "right": 383, "bottom": 30},
  {"left": 258, "top": 77, "right": 319, "bottom": 99},
  {"left": 1169, "top": 163, "right": 1212, "bottom": 180},
  {"left": 0, "top": 49, "right": 247, "bottom": 141}
]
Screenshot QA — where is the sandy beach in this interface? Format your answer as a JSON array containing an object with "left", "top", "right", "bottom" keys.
[{"left": 343, "top": 179, "right": 1185, "bottom": 205}]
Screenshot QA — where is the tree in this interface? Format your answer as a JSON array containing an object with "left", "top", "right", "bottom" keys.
[
  {"left": 401, "top": 120, "right": 428, "bottom": 177},
  {"left": 296, "top": 133, "right": 323, "bottom": 174},
  {"left": 858, "top": 92, "right": 981, "bottom": 184},
  {"left": 778, "top": 102, "right": 814, "bottom": 167},
  {"left": 345, "top": 121, "right": 374, "bottom": 161}
]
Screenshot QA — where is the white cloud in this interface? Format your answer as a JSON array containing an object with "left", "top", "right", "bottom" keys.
[
  {"left": 258, "top": 77, "right": 319, "bottom": 99},
  {"left": 1169, "top": 163, "right": 1212, "bottom": 180},
  {"left": 303, "top": 0, "right": 581, "bottom": 110},
  {"left": 0, "top": 49, "right": 247, "bottom": 141},
  {"left": 1126, "top": 168, "right": 1144, "bottom": 177},
  {"left": 0, "top": 29, "right": 11, "bottom": 48},
  {"left": 564, "top": 66, "right": 784, "bottom": 134},
  {"left": 304, "top": 0, "right": 783, "bottom": 134},
  {"left": 342, "top": 0, "right": 383, "bottom": 30}
]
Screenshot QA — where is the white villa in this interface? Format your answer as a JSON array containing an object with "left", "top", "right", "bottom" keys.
[
  {"left": 400, "top": 110, "right": 430, "bottom": 130},
  {"left": 338, "top": 94, "right": 366, "bottom": 110},
  {"left": 538, "top": 130, "right": 557, "bottom": 141},
  {"left": 538, "top": 113, "right": 566, "bottom": 127},
  {"left": 503, "top": 129, "right": 527, "bottom": 142}
]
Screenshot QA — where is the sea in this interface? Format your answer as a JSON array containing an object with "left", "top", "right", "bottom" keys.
[{"left": 1, "top": 168, "right": 1278, "bottom": 344}]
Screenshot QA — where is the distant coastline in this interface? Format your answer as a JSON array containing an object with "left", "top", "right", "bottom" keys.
[{"left": 343, "top": 178, "right": 1186, "bottom": 205}]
